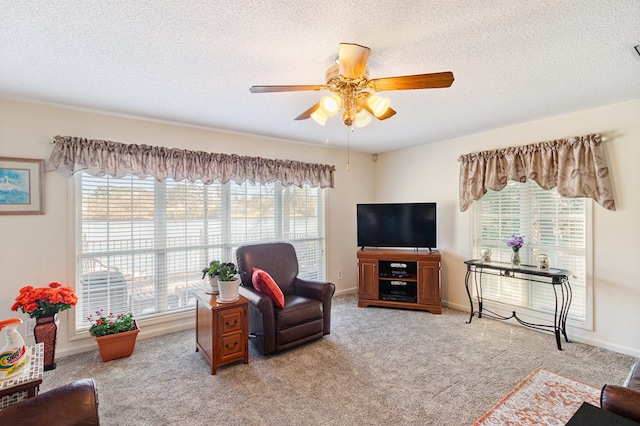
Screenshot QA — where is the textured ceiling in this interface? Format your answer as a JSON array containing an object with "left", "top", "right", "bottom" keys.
[{"left": 2, "top": 1, "right": 639, "bottom": 154}]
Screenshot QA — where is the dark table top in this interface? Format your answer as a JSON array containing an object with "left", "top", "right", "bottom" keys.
[{"left": 565, "top": 402, "right": 640, "bottom": 425}]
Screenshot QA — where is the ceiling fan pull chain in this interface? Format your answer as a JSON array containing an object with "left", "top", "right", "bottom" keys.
[{"left": 346, "top": 126, "right": 352, "bottom": 172}]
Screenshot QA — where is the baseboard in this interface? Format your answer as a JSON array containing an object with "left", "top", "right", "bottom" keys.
[
  {"left": 566, "top": 331, "right": 640, "bottom": 358},
  {"left": 443, "top": 299, "right": 468, "bottom": 312},
  {"left": 335, "top": 287, "right": 357, "bottom": 296},
  {"left": 57, "top": 294, "right": 640, "bottom": 360},
  {"left": 57, "top": 314, "right": 195, "bottom": 358},
  {"left": 443, "top": 299, "right": 640, "bottom": 358}
]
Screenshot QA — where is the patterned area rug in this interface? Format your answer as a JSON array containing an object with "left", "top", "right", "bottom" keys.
[{"left": 474, "top": 368, "right": 600, "bottom": 425}]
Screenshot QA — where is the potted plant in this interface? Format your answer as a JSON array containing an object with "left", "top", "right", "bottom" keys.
[
  {"left": 216, "top": 262, "right": 244, "bottom": 302},
  {"left": 202, "top": 260, "right": 222, "bottom": 294},
  {"left": 87, "top": 310, "right": 139, "bottom": 362},
  {"left": 11, "top": 282, "right": 78, "bottom": 370}
]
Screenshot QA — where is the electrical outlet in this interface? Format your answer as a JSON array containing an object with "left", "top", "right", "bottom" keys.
[
  {"left": 337, "top": 270, "right": 343, "bottom": 280},
  {"left": 27, "top": 320, "right": 36, "bottom": 336}
]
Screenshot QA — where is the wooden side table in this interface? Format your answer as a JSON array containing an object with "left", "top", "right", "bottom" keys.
[
  {"left": 195, "top": 292, "right": 249, "bottom": 375},
  {"left": 0, "top": 343, "right": 44, "bottom": 409}
]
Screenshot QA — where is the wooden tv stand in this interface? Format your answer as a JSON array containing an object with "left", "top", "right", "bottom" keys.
[{"left": 357, "top": 248, "right": 441, "bottom": 313}]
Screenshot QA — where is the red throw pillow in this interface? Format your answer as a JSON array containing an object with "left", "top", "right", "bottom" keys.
[{"left": 252, "top": 268, "right": 285, "bottom": 308}]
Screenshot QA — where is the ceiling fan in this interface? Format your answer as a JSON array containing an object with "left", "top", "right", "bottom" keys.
[{"left": 249, "top": 42, "right": 454, "bottom": 128}]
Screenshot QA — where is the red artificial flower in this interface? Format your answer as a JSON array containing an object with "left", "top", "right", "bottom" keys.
[
  {"left": 11, "top": 282, "right": 78, "bottom": 318},
  {"left": 49, "top": 293, "right": 63, "bottom": 304}
]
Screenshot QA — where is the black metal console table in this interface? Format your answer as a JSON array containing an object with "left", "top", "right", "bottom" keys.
[{"left": 464, "top": 259, "right": 573, "bottom": 350}]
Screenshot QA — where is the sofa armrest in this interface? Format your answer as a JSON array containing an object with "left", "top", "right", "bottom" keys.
[
  {"left": 294, "top": 278, "right": 336, "bottom": 335},
  {"left": 240, "top": 284, "right": 274, "bottom": 310},
  {"left": 294, "top": 277, "right": 334, "bottom": 301},
  {"left": 239, "top": 285, "right": 276, "bottom": 354},
  {"left": 0, "top": 378, "right": 99, "bottom": 425},
  {"left": 601, "top": 384, "right": 640, "bottom": 423}
]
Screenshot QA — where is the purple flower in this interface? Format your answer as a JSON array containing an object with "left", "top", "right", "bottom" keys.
[{"left": 504, "top": 234, "right": 524, "bottom": 251}]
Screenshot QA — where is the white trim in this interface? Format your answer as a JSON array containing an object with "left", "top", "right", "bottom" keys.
[
  {"left": 471, "top": 181, "right": 592, "bottom": 330},
  {"left": 443, "top": 299, "right": 640, "bottom": 358},
  {"left": 72, "top": 173, "right": 328, "bottom": 333},
  {"left": 583, "top": 200, "right": 594, "bottom": 330}
]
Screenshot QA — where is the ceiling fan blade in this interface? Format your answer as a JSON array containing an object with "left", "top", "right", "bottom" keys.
[
  {"left": 250, "top": 84, "right": 322, "bottom": 93},
  {"left": 338, "top": 43, "right": 371, "bottom": 79},
  {"left": 294, "top": 101, "right": 321, "bottom": 120},
  {"left": 374, "top": 105, "right": 396, "bottom": 120},
  {"left": 369, "top": 71, "right": 454, "bottom": 91}
]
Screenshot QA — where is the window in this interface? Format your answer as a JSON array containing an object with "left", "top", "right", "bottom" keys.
[
  {"left": 473, "top": 181, "right": 591, "bottom": 329},
  {"left": 75, "top": 172, "right": 325, "bottom": 332}
]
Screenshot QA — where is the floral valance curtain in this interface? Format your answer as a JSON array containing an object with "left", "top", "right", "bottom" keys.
[
  {"left": 458, "top": 133, "right": 616, "bottom": 211},
  {"left": 47, "top": 135, "right": 335, "bottom": 188}
]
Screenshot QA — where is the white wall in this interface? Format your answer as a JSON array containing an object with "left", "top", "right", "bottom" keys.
[
  {"left": 0, "top": 99, "right": 373, "bottom": 356},
  {"left": 374, "top": 98, "right": 640, "bottom": 357},
  {"left": 4, "top": 97, "right": 638, "bottom": 358}
]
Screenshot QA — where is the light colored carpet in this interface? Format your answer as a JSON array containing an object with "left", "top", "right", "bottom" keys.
[
  {"left": 473, "top": 368, "right": 600, "bottom": 425},
  {"left": 41, "top": 293, "right": 635, "bottom": 425}
]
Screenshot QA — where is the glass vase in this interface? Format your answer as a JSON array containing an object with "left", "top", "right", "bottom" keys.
[{"left": 511, "top": 249, "right": 521, "bottom": 267}]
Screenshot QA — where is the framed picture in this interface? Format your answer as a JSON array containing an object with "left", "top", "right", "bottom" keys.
[{"left": 0, "top": 157, "right": 45, "bottom": 215}]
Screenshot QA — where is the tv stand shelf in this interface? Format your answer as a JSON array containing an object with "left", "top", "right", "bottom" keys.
[{"left": 357, "top": 248, "right": 441, "bottom": 313}]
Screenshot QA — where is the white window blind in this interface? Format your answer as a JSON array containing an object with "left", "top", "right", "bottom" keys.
[
  {"left": 473, "top": 181, "right": 591, "bottom": 329},
  {"left": 75, "top": 172, "right": 326, "bottom": 332}
]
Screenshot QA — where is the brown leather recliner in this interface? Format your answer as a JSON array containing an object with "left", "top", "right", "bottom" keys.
[
  {"left": 236, "top": 242, "right": 335, "bottom": 355},
  {"left": 0, "top": 378, "right": 99, "bottom": 425},
  {"left": 601, "top": 359, "right": 640, "bottom": 423}
]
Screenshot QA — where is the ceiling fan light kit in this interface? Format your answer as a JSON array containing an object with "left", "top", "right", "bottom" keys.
[
  {"left": 367, "top": 95, "right": 391, "bottom": 118},
  {"left": 354, "top": 109, "right": 372, "bottom": 128},
  {"left": 321, "top": 94, "right": 342, "bottom": 115},
  {"left": 250, "top": 42, "right": 455, "bottom": 129},
  {"left": 310, "top": 94, "right": 343, "bottom": 125},
  {"left": 310, "top": 109, "right": 328, "bottom": 126}
]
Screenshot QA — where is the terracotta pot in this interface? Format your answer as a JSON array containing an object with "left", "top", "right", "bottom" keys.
[
  {"left": 34, "top": 313, "right": 59, "bottom": 370},
  {"left": 95, "top": 321, "right": 140, "bottom": 362}
]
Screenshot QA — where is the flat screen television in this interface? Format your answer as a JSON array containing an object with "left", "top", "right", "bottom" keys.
[{"left": 357, "top": 202, "right": 437, "bottom": 249}]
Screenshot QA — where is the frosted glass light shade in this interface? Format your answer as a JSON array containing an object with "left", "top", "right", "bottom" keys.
[
  {"left": 355, "top": 109, "right": 372, "bottom": 128},
  {"left": 320, "top": 95, "right": 342, "bottom": 116},
  {"left": 367, "top": 95, "right": 390, "bottom": 118},
  {"left": 311, "top": 109, "right": 328, "bottom": 126}
]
